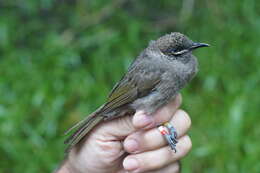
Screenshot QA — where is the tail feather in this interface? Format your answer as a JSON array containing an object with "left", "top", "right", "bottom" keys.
[
  {"left": 64, "top": 107, "right": 104, "bottom": 152},
  {"left": 64, "top": 112, "right": 95, "bottom": 144},
  {"left": 64, "top": 116, "right": 89, "bottom": 136},
  {"left": 65, "top": 115, "right": 103, "bottom": 152}
]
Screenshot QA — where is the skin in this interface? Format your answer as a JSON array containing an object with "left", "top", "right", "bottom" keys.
[{"left": 57, "top": 94, "right": 192, "bottom": 173}]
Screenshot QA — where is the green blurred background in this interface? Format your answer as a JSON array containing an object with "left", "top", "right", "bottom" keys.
[{"left": 1, "top": 0, "right": 260, "bottom": 172}]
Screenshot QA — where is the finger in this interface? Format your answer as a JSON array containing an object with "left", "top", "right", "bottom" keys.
[
  {"left": 148, "top": 161, "right": 181, "bottom": 173},
  {"left": 132, "top": 94, "right": 182, "bottom": 129},
  {"left": 123, "top": 135, "right": 192, "bottom": 173},
  {"left": 124, "top": 109, "right": 191, "bottom": 153}
]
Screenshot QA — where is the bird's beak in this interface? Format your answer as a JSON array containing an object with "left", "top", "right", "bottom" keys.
[{"left": 190, "top": 43, "right": 210, "bottom": 50}]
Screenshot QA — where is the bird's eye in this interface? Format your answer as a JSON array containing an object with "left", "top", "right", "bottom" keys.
[
  {"left": 163, "top": 48, "right": 175, "bottom": 54},
  {"left": 164, "top": 47, "right": 178, "bottom": 53}
]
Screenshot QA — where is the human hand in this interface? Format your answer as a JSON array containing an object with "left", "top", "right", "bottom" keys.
[{"left": 57, "top": 94, "right": 192, "bottom": 173}]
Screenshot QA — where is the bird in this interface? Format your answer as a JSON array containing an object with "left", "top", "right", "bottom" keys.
[{"left": 64, "top": 32, "right": 209, "bottom": 152}]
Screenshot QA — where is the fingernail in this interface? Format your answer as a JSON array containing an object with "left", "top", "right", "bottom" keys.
[
  {"left": 133, "top": 111, "right": 153, "bottom": 128},
  {"left": 125, "top": 138, "right": 139, "bottom": 152},
  {"left": 123, "top": 157, "right": 139, "bottom": 171}
]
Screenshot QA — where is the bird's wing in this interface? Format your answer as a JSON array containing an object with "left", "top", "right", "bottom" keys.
[{"left": 101, "top": 65, "right": 161, "bottom": 114}]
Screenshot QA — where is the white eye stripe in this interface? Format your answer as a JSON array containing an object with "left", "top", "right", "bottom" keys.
[{"left": 173, "top": 49, "right": 189, "bottom": 55}]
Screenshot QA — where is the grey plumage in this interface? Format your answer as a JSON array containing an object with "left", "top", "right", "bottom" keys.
[{"left": 64, "top": 32, "right": 209, "bottom": 151}]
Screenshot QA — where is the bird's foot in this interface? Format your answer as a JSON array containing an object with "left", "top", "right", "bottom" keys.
[
  {"left": 158, "top": 122, "right": 178, "bottom": 152},
  {"left": 164, "top": 122, "right": 178, "bottom": 143}
]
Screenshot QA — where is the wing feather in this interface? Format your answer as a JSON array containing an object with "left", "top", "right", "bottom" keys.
[{"left": 101, "top": 66, "right": 161, "bottom": 113}]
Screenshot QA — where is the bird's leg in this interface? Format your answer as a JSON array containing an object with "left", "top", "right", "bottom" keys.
[
  {"left": 164, "top": 122, "right": 178, "bottom": 143},
  {"left": 158, "top": 123, "right": 178, "bottom": 152}
]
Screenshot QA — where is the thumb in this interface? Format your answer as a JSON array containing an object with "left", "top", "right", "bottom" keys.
[{"left": 94, "top": 115, "right": 136, "bottom": 138}]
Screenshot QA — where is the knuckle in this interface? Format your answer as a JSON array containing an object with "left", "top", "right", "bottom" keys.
[
  {"left": 178, "top": 109, "right": 191, "bottom": 128},
  {"left": 166, "top": 94, "right": 182, "bottom": 114},
  {"left": 117, "top": 115, "right": 133, "bottom": 130},
  {"left": 96, "top": 140, "right": 124, "bottom": 165},
  {"left": 175, "top": 94, "right": 182, "bottom": 106},
  {"left": 182, "top": 135, "right": 192, "bottom": 153},
  {"left": 173, "top": 162, "right": 181, "bottom": 173}
]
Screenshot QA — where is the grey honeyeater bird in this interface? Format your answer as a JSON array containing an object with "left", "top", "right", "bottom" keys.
[{"left": 64, "top": 32, "right": 209, "bottom": 152}]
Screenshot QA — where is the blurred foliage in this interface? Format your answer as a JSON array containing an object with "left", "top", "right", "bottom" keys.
[{"left": 0, "top": 0, "right": 260, "bottom": 172}]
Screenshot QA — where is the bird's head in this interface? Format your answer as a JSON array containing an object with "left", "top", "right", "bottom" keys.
[{"left": 156, "top": 32, "right": 209, "bottom": 60}]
